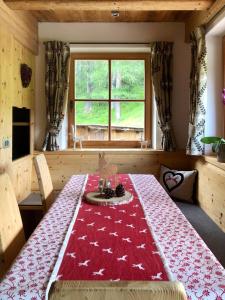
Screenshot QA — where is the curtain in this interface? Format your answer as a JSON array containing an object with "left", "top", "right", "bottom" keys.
[
  {"left": 150, "top": 42, "right": 176, "bottom": 151},
  {"left": 42, "top": 41, "right": 70, "bottom": 151},
  {"left": 186, "top": 27, "right": 207, "bottom": 155}
]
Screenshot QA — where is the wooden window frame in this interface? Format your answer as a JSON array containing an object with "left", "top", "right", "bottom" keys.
[{"left": 68, "top": 52, "right": 151, "bottom": 148}]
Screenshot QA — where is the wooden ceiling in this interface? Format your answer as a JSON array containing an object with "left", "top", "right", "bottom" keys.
[
  {"left": 31, "top": 10, "right": 193, "bottom": 22},
  {"left": 4, "top": 0, "right": 216, "bottom": 22}
]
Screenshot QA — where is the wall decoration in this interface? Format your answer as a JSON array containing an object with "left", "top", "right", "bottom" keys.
[{"left": 20, "top": 63, "right": 32, "bottom": 88}]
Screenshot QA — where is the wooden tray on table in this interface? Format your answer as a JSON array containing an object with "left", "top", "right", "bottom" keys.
[{"left": 85, "top": 191, "right": 133, "bottom": 206}]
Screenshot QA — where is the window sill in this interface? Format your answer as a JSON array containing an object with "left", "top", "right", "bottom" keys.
[
  {"left": 35, "top": 148, "right": 187, "bottom": 156},
  {"left": 202, "top": 155, "right": 225, "bottom": 171}
]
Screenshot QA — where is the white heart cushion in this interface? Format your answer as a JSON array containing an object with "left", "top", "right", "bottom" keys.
[{"left": 159, "top": 165, "right": 197, "bottom": 203}]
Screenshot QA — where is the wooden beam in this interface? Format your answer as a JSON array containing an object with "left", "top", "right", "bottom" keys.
[
  {"left": 4, "top": 0, "right": 214, "bottom": 11},
  {"left": 185, "top": 0, "right": 225, "bottom": 41}
]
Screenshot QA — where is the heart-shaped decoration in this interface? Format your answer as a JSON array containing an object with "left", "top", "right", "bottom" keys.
[{"left": 163, "top": 171, "right": 184, "bottom": 192}]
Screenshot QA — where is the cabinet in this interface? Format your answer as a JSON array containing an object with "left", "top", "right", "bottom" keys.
[{"left": 12, "top": 107, "right": 30, "bottom": 160}]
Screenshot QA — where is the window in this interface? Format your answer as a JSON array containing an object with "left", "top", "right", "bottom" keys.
[{"left": 68, "top": 53, "right": 151, "bottom": 148}]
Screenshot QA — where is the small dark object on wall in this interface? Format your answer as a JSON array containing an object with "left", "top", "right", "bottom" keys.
[{"left": 21, "top": 64, "right": 32, "bottom": 88}]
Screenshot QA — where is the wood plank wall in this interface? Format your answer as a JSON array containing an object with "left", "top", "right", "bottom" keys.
[
  {"left": 190, "top": 157, "right": 225, "bottom": 233},
  {"left": 32, "top": 150, "right": 191, "bottom": 190},
  {"left": 0, "top": 0, "right": 38, "bottom": 54},
  {"left": 0, "top": 2, "right": 37, "bottom": 201}
]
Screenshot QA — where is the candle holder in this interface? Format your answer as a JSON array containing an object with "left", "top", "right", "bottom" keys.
[{"left": 98, "top": 179, "right": 105, "bottom": 194}]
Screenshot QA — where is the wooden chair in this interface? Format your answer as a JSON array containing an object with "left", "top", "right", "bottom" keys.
[
  {"left": 19, "top": 154, "right": 54, "bottom": 212},
  {"left": 49, "top": 280, "right": 187, "bottom": 300},
  {"left": 0, "top": 172, "right": 25, "bottom": 277}
]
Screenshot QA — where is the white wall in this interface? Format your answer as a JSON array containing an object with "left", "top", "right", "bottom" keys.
[
  {"left": 205, "top": 36, "right": 223, "bottom": 136},
  {"left": 205, "top": 15, "right": 225, "bottom": 153},
  {"left": 35, "top": 22, "right": 190, "bottom": 150}
]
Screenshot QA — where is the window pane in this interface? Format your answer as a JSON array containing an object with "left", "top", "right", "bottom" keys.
[
  {"left": 75, "top": 101, "right": 109, "bottom": 140},
  {"left": 111, "top": 60, "right": 145, "bottom": 100},
  {"left": 75, "top": 60, "right": 109, "bottom": 100},
  {"left": 111, "top": 102, "right": 144, "bottom": 141}
]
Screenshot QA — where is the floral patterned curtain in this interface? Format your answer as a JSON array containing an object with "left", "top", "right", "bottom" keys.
[
  {"left": 42, "top": 41, "right": 70, "bottom": 151},
  {"left": 150, "top": 42, "right": 176, "bottom": 151},
  {"left": 186, "top": 27, "right": 207, "bottom": 155}
]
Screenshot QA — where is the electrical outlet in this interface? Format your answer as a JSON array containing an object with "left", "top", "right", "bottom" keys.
[{"left": 2, "top": 137, "right": 10, "bottom": 149}]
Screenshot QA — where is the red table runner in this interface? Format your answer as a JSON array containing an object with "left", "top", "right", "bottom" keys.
[{"left": 55, "top": 174, "right": 169, "bottom": 281}]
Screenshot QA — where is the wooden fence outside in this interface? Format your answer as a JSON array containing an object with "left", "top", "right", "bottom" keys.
[{"left": 77, "top": 125, "right": 144, "bottom": 141}]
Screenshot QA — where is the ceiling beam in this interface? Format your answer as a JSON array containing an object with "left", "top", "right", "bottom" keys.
[
  {"left": 185, "top": 0, "right": 225, "bottom": 40},
  {"left": 4, "top": 0, "right": 214, "bottom": 11}
]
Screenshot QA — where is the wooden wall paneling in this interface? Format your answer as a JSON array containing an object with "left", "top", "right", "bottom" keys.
[
  {"left": 13, "top": 38, "right": 23, "bottom": 108},
  {"left": 12, "top": 38, "right": 35, "bottom": 109},
  {"left": 31, "top": 151, "right": 191, "bottom": 191},
  {"left": 190, "top": 157, "right": 225, "bottom": 233},
  {"left": 0, "top": 19, "right": 35, "bottom": 202},
  {"left": 0, "top": 0, "right": 38, "bottom": 54},
  {"left": 0, "top": 25, "right": 14, "bottom": 168},
  {"left": 21, "top": 46, "right": 35, "bottom": 109},
  {"left": 157, "top": 152, "right": 191, "bottom": 170},
  {"left": 21, "top": 44, "right": 35, "bottom": 154}
]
